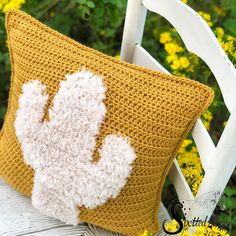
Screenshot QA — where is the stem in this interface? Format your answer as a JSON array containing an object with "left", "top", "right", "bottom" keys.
[
  {"left": 37, "top": 0, "right": 60, "bottom": 18},
  {"left": 229, "top": 196, "right": 232, "bottom": 233}
]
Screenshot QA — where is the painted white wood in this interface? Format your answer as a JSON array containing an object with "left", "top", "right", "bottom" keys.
[
  {"left": 142, "top": 0, "right": 236, "bottom": 113},
  {"left": 133, "top": 45, "right": 170, "bottom": 74},
  {"left": 0, "top": 179, "right": 170, "bottom": 235},
  {"left": 191, "top": 119, "right": 216, "bottom": 170},
  {"left": 189, "top": 107, "right": 236, "bottom": 220},
  {"left": 120, "top": 0, "right": 236, "bottom": 221},
  {"left": 0, "top": 180, "right": 84, "bottom": 236},
  {"left": 120, "top": 0, "right": 147, "bottom": 62}
]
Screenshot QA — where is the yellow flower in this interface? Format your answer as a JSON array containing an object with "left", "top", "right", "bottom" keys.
[
  {"left": 195, "top": 173, "right": 203, "bottom": 183},
  {"left": 165, "top": 42, "right": 183, "bottom": 54},
  {"left": 115, "top": 55, "right": 120, "bottom": 60},
  {"left": 139, "top": 230, "right": 149, "bottom": 236},
  {"left": 177, "top": 139, "right": 205, "bottom": 194},
  {"left": 171, "top": 59, "right": 181, "bottom": 70},
  {"left": 0, "top": 0, "right": 8, "bottom": 9},
  {"left": 179, "top": 56, "right": 190, "bottom": 69},
  {"left": 208, "top": 225, "right": 221, "bottom": 235},
  {"left": 181, "top": 0, "right": 188, "bottom": 3},
  {"left": 166, "top": 54, "right": 178, "bottom": 63},
  {"left": 99, "top": 30, "right": 105, "bottom": 36},
  {"left": 169, "top": 56, "right": 190, "bottom": 71},
  {"left": 160, "top": 32, "right": 172, "bottom": 44},
  {"left": 227, "top": 35, "right": 236, "bottom": 41},
  {"left": 187, "top": 54, "right": 199, "bottom": 72},
  {"left": 213, "top": 6, "right": 226, "bottom": 17},
  {"left": 202, "top": 110, "right": 213, "bottom": 121},
  {"left": 139, "top": 230, "right": 154, "bottom": 236},
  {"left": 198, "top": 11, "right": 211, "bottom": 22},
  {"left": 172, "top": 219, "right": 181, "bottom": 230},
  {"left": 190, "top": 146, "right": 198, "bottom": 154},
  {"left": 198, "top": 11, "right": 213, "bottom": 27},
  {"left": 232, "top": 51, "right": 236, "bottom": 60},
  {"left": 194, "top": 225, "right": 207, "bottom": 235},
  {"left": 164, "top": 221, "right": 179, "bottom": 233},
  {"left": 222, "top": 41, "right": 234, "bottom": 54},
  {"left": 191, "top": 162, "right": 202, "bottom": 173},
  {"left": 192, "top": 181, "right": 200, "bottom": 195},
  {"left": 220, "top": 229, "right": 230, "bottom": 236},
  {"left": 183, "top": 166, "right": 196, "bottom": 178},
  {"left": 180, "top": 139, "right": 192, "bottom": 151},
  {"left": 202, "top": 120, "right": 210, "bottom": 130},
  {"left": 0, "top": 0, "right": 25, "bottom": 12},
  {"left": 179, "top": 230, "right": 192, "bottom": 236},
  {"left": 223, "top": 121, "right": 227, "bottom": 127},
  {"left": 50, "top": 11, "right": 55, "bottom": 17},
  {"left": 202, "top": 110, "right": 213, "bottom": 130},
  {"left": 215, "top": 27, "right": 225, "bottom": 40},
  {"left": 203, "top": 222, "right": 212, "bottom": 229}
]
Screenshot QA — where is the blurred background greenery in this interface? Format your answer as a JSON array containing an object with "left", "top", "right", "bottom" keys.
[{"left": 0, "top": 0, "right": 236, "bottom": 234}]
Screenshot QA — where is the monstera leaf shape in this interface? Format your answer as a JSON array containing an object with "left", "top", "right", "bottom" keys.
[{"left": 14, "top": 69, "right": 136, "bottom": 225}]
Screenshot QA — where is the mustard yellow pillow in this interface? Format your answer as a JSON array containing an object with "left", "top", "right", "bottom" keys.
[{"left": 0, "top": 9, "right": 214, "bottom": 236}]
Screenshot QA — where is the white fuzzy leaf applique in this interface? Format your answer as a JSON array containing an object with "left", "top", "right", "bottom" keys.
[{"left": 14, "top": 69, "right": 136, "bottom": 225}]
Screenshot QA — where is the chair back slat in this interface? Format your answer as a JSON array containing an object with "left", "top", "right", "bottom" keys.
[
  {"left": 190, "top": 108, "right": 236, "bottom": 219},
  {"left": 133, "top": 45, "right": 170, "bottom": 73},
  {"left": 191, "top": 119, "right": 215, "bottom": 171}
]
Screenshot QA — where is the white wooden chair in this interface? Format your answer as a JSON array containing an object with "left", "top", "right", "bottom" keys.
[{"left": 1, "top": 0, "right": 236, "bottom": 235}]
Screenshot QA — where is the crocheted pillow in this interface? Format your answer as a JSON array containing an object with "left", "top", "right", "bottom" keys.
[{"left": 0, "top": 9, "right": 214, "bottom": 236}]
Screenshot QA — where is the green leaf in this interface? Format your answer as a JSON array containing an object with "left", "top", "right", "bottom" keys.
[
  {"left": 46, "top": 14, "right": 73, "bottom": 35},
  {"left": 224, "top": 199, "right": 236, "bottom": 209},
  {"left": 231, "top": 0, "right": 236, "bottom": 15},
  {"left": 224, "top": 187, "right": 236, "bottom": 197},
  {"left": 231, "top": 230, "right": 236, "bottom": 235},
  {"left": 223, "top": 19, "right": 236, "bottom": 36},
  {"left": 78, "top": 0, "right": 86, "bottom": 4},
  {"left": 103, "top": 0, "right": 115, "bottom": 4},
  {"left": 87, "top": 1, "right": 95, "bottom": 8},
  {"left": 232, "top": 216, "right": 236, "bottom": 225},
  {"left": 220, "top": 0, "right": 232, "bottom": 9},
  {"left": 218, "top": 213, "right": 231, "bottom": 224},
  {"left": 105, "top": 29, "right": 116, "bottom": 38},
  {"left": 0, "top": 106, "right": 7, "bottom": 119},
  {"left": 95, "top": 8, "right": 105, "bottom": 18}
]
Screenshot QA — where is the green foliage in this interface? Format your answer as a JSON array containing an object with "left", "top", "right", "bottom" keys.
[
  {"left": 0, "top": 11, "right": 10, "bottom": 125},
  {"left": 217, "top": 187, "right": 236, "bottom": 234}
]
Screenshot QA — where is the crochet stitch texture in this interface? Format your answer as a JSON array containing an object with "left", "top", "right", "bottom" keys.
[{"left": 0, "top": 9, "right": 214, "bottom": 236}]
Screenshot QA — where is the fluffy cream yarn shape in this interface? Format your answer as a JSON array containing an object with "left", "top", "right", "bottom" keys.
[{"left": 14, "top": 69, "right": 136, "bottom": 225}]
